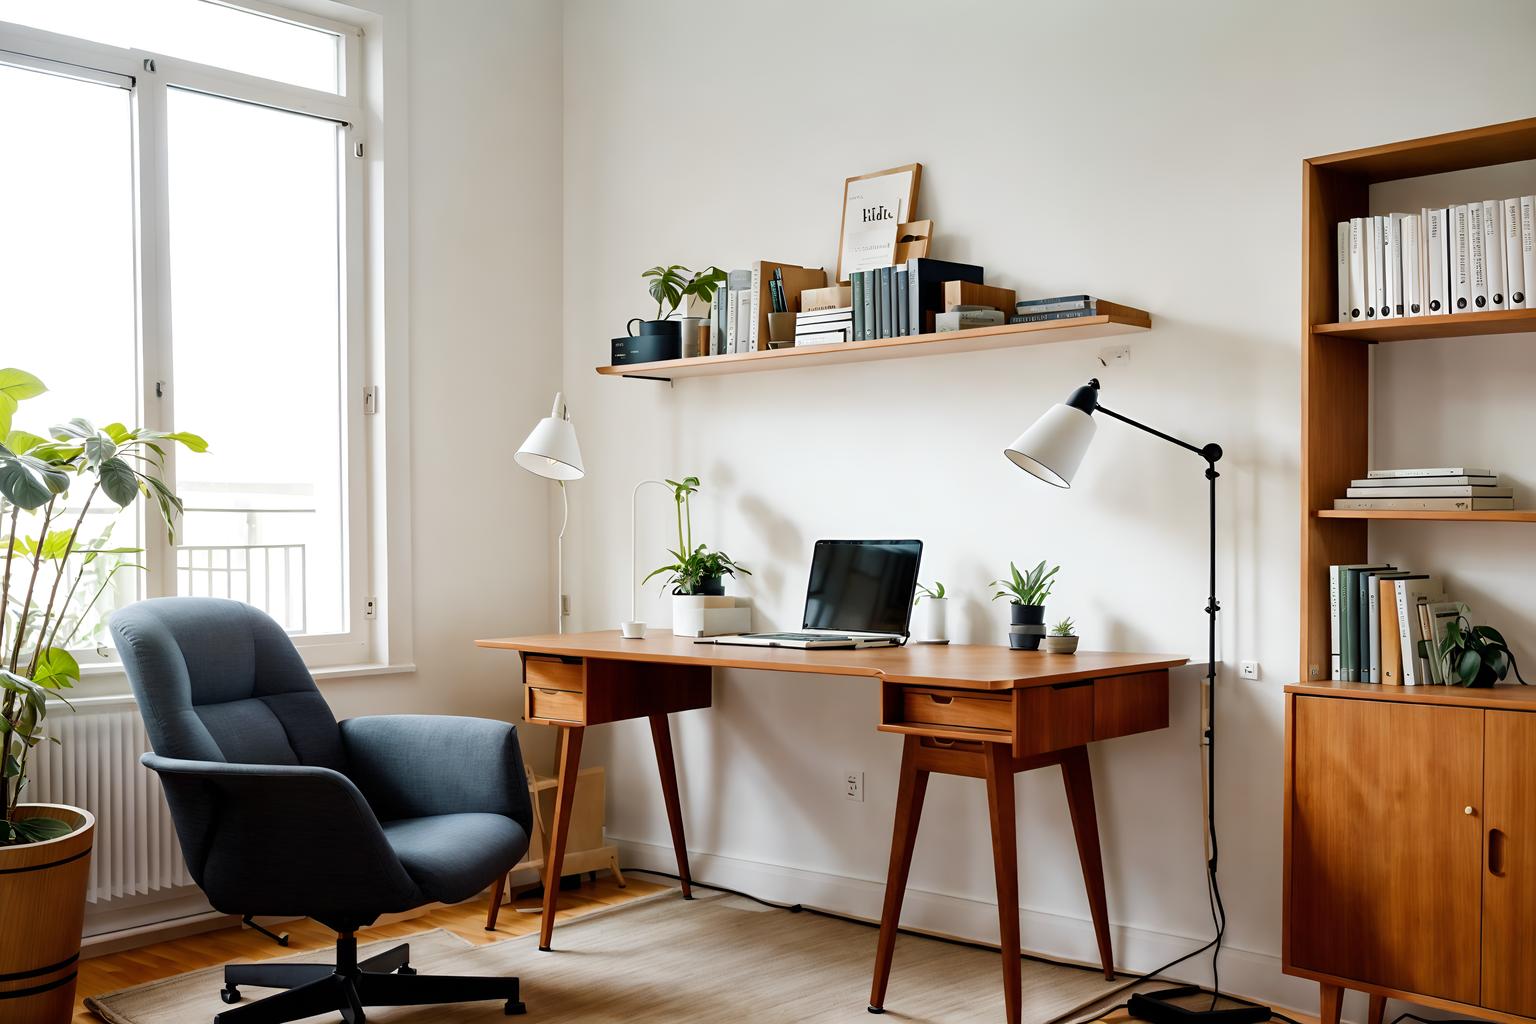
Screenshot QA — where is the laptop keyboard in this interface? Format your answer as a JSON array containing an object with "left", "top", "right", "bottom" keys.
[{"left": 742, "top": 632, "right": 855, "bottom": 642}]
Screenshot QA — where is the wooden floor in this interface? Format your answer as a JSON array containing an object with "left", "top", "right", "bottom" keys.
[
  {"left": 73, "top": 876, "right": 1309, "bottom": 1024},
  {"left": 73, "top": 875, "right": 667, "bottom": 1021}
]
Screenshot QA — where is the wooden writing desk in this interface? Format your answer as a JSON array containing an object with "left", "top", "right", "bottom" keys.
[{"left": 476, "top": 630, "right": 1186, "bottom": 1023}]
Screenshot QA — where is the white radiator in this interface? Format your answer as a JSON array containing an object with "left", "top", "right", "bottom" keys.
[{"left": 29, "top": 702, "right": 193, "bottom": 904}]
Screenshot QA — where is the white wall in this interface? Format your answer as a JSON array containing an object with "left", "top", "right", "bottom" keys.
[
  {"left": 321, "top": 0, "right": 565, "bottom": 773},
  {"left": 556, "top": 0, "right": 1536, "bottom": 1011}
]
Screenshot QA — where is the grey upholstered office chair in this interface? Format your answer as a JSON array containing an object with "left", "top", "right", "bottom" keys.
[{"left": 111, "top": 597, "right": 533, "bottom": 1023}]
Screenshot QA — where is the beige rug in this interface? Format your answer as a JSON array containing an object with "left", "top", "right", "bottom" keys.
[{"left": 87, "top": 891, "right": 1126, "bottom": 1022}]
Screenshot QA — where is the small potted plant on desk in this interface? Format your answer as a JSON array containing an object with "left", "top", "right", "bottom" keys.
[
  {"left": 990, "top": 559, "right": 1059, "bottom": 650},
  {"left": 628, "top": 264, "right": 728, "bottom": 359},
  {"left": 912, "top": 581, "right": 949, "bottom": 644},
  {"left": 644, "top": 476, "right": 751, "bottom": 635},
  {"left": 1438, "top": 615, "right": 1529, "bottom": 687},
  {"left": 1043, "top": 617, "right": 1079, "bottom": 655}
]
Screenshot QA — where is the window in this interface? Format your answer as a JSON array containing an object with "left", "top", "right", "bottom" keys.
[{"left": 0, "top": 2, "right": 373, "bottom": 671}]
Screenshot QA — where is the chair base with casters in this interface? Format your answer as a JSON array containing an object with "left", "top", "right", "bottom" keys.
[{"left": 214, "top": 931, "right": 524, "bottom": 1023}]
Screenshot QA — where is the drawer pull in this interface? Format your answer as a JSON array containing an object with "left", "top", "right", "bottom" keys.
[
  {"left": 537, "top": 688, "right": 560, "bottom": 696},
  {"left": 930, "top": 737, "right": 957, "bottom": 747},
  {"left": 1490, "top": 828, "right": 1506, "bottom": 877},
  {"left": 1052, "top": 679, "right": 1093, "bottom": 691},
  {"left": 928, "top": 694, "right": 955, "bottom": 705}
]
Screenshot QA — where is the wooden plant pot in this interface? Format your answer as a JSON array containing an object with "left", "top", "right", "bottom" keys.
[{"left": 0, "top": 804, "right": 95, "bottom": 1023}]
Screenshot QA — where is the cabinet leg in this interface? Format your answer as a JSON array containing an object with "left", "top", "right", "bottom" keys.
[
  {"left": 1060, "top": 746, "right": 1115, "bottom": 979},
  {"left": 649, "top": 712, "right": 694, "bottom": 899},
  {"left": 985, "top": 743, "right": 1022, "bottom": 1024},
  {"left": 1367, "top": 993, "right": 1386, "bottom": 1024},
  {"left": 1318, "top": 983, "right": 1344, "bottom": 1024},
  {"left": 538, "top": 726, "right": 584, "bottom": 951},
  {"left": 869, "top": 735, "right": 930, "bottom": 1014}
]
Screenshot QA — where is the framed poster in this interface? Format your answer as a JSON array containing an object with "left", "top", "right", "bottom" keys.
[{"left": 836, "top": 163, "right": 921, "bottom": 283}]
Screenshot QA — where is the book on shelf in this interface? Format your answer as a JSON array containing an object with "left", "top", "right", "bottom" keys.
[
  {"left": 1469, "top": 202, "right": 1489, "bottom": 310},
  {"left": 1334, "top": 497, "right": 1515, "bottom": 511},
  {"left": 942, "top": 280, "right": 1016, "bottom": 315},
  {"left": 1401, "top": 213, "right": 1421, "bottom": 315},
  {"left": 896, "top": 266, "right": 909, "bottom": 336},
  {"left": 880, "top": 266, "right": 894, "bottom": 339},
  {"left": 1367, "top": 466, "right": 1494, "bottom": 478},
  {"left": 1343, "top": 484, "right": 1512, "bottom": 499},
  {"left": 1351, "top": 474, "right": 1497, "bottom": 487},
  {"left": 1385, "top": 212, "right": 1404, "bottom": 317},
  {"left": 1484, "top": 199, "right": 1507, "bottom": 308},
  {"left": 1369, "top": 571, "right": 1422, "bottom": 683},
  {"left": 936, "top": 309, "right": 1006, "bottom": 332},
  {"left": 1365, "top": 215, "right": 1382, "bottom": 318},
  {"left": 796, "top": 306, "right": 853, "bottom": 324},
  {"left": 1523, "top": 197, "right": 1536, "bottom": 308},
  {"left": 1506, "top": 198, "right": 1526, "bottom": 307},
  {"left": 1010, "top": 309, "right": 1096, "bottom": 324},
  {"left": 1336, "top": 223, "right": 1351, "bottom": 322},
  {"left": 724, "top": 268, "right": 752, "bottom": 354},
  {"left": 1395, "top": 577, "right": 1444, "bottom": 685},
  {"left": 1348, "top": 219, "right": 1367, "bottom": 320},
  {"left": 795, "top": 326, "right": 853, "bottom": 346},
  {"left": 906, "top": 257, "right": 984, "bottom": 335},
  {"left": 1425, "top": 207, "right": 1448, "bottom": 314},
  {"left": 1452, "top": 204, "right": 1472, "bottom": 312}
]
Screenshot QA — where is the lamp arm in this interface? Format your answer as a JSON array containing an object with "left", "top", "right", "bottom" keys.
[
  {"left": 631, "top": 479, "right": 671, "bottom": 622},
  {"left": 557, "top": 481, "right": 567, "bottom": 634},
  {"left": 1093, "top": 403, "right": 1223, "bottom": 465}
]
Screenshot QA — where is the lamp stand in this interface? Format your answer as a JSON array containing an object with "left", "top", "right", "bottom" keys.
[
  {"left": 1092, "top": 395, "right": 1228, "bottom": 989},
  {"left": 557, "top": 481, "right": 567, "bottom": 634}
]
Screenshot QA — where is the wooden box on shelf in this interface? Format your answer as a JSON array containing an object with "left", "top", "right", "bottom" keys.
[{"left": 1292, "top": 114, "right": 1536, "bottom": 1024}]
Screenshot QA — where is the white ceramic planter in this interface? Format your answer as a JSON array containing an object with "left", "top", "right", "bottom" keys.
[
  {"left": 672, "top": 594, "right": 751, "bottom": 637},
  {"left": 912, "top": 597, "right": 949, "bottom": 643},
  {"left": 1043, "top": 634, "right": 1080, "bottom": 654}
]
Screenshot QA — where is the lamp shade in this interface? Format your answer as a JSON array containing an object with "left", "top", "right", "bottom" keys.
[
  {"left": 1004, "top": 401, "right": 1096, "bottom": 488},
  {"left": 516, "top": 392, "right": 584, "bottom": 481}
]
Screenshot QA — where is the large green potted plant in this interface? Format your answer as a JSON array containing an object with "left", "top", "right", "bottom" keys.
[
  {"left": 0, "top": 368, "right": 203, "bottom": 1022},
  {"left": 628, "top": 265, "right": 728, "bottom": 356},
  {"left": 643, "top": 476, "right": 749, "bottom": 626},
  {"left": 990, "top": 559, "right": 1059, "bottom": 650}
]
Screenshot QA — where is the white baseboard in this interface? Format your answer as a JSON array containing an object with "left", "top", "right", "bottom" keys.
[{"left": 612, "top": 836, "right": 1328, "bottom": 1019}]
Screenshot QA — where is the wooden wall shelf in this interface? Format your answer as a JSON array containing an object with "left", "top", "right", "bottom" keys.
[
  {"left": 1313, "top": 308, "right": 1536, "bottom": 343},
  {"left": 596, "top": 304, "right": 1150, "bottom": 381},
  {"left": 1317, "top": 509, "right": 1536, "bottom": 523}
]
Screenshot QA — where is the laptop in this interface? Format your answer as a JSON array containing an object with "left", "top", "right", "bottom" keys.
[{"left": 700, "top": 539, "right": 922, "bottom": 649}]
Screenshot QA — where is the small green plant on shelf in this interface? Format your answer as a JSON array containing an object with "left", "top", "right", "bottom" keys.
[
  {"left": 990, "top": 560, "right": 1058, "bottom": 606},
  {"left": 641, "top": 265, "right": 728, "bottom": 321},
  {"left": 642, "top": 476, "right": 750, "bottom": 596},
  {"left": 914, "top": 581, "right": 946, "bottom": 604},
  {"left": 1438, "top": 615, "right": 1529, "bottom": 688},
  {"left": 1051, "top": 617, "right": 1077, "bottom": 637}
]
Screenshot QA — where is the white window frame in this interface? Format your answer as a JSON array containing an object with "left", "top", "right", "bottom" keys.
[{"left": 0, "top": 0, "right": 414, "bottom": 688}]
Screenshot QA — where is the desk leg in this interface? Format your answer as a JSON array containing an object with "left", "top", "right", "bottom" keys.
[
  {"left": 984, "top": 743, "right": 1022, "bottom": 1024},
  {"left": 1060, "top": 746, "right": 1114, "bottom": 979},
  {"left": 869, "top": 735, "right": 930, "bottom": 1014},
  {"left": 538, "top": 725, "right": 585, "bottom": 951},
  {"left": 649, "top": 712, "right": 694, "bottom": 899}
]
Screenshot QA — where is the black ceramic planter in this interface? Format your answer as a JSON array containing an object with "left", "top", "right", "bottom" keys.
[{"left": 1008, "top": 603, "right": 1046, "bottom": 650}]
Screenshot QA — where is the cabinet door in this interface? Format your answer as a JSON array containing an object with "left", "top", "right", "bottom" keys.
[
  {"left": 1289, "top": 696, "right": 1483, "bottom": 1004},
  {"left": 1483, "top": 709, "right": 1536, "bottom": 1016}
]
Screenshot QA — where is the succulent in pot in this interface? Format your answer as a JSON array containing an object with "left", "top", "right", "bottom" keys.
[
  {"left": 1043, "top": 616, "right": 1079, "bottom": 655},
  {"left": 1438, "top": 615, "right": 1528, "bottom": 687}
]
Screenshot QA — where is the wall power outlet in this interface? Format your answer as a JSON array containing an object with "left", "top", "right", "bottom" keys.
[{"left": 845, "top": 771, "right": 864, "bottom": 802}]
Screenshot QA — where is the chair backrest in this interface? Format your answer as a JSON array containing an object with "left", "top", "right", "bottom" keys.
[{"left": 111, "top": 597, "right": 345, "bottom": 770}]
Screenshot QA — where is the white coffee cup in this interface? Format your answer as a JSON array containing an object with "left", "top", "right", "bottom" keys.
[{"left": 621, "top": 620, "right": 648, "bottom": 639}]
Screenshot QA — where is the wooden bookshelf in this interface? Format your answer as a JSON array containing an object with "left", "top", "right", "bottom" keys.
[
  {"left": 1312, "top": 307, "right": 1536, "bottom": 343},
  {"left": 1299, "top": 115, "right": 1536, "bottom": 686},
  {"left": 1317, "top": 509, "right": 1536, "bottom": 523},
  {"left": 596, "top": 303, "right": 1150, "bottom": 381}
]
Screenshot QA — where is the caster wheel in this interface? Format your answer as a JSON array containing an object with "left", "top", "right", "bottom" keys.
[
  {"left": 221, "top": 986, "right": 242, "bottom": 1004},
  {"left": 505, "top": 999, "right": 528, "bottom": 1015},
  {"left": 398, "top": 965, "right": 417, "bottom": 976}
]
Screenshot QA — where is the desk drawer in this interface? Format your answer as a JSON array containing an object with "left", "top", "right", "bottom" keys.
[
  {"left": 526, "top": 685, "right": 585, "bottom": 724},
  {"left": 898, "top": 687, "right": 1013, "bottom": 734},
  {"left": 1015, "top": 680, "right": 1095, "bottom": 756},
  {"left": 525, "top": 655, "right": 584, "bottom": 693}
]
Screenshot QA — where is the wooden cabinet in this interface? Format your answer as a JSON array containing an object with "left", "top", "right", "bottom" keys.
[{"left": 1285, "top": 685, "right": 1536, "bottom": 1024}]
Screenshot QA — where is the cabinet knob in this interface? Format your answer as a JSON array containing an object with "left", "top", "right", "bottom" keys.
[{"left": 1465, "top": 806, "right": 1476, "bottom": 816}]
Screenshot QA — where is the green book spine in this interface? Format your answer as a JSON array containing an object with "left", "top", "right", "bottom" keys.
[
  {"left": 851, "top": 273, "right": 864, "bottom": 341},
  {"left": 1340, "top": 568, "right": 1359, "bottom": 681}
]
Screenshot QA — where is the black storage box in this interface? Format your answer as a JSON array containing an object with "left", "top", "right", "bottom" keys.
[{"left": 611, "top": 334, "right": 681, "bottom": 365}]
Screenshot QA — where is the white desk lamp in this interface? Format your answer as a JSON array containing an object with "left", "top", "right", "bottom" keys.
[
  {"left": 516, "top": 392, "right": 584, "bottom": 633},
  {"left": 622, "top": 479, "right": 671, "bottom": 639}
]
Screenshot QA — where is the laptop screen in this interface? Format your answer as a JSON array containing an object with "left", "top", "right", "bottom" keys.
[{"left": 801, "top": 539, "right": 923, "bottom": 635}]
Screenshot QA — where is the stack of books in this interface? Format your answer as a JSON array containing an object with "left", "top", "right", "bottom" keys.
[
  {"left": 1329, "top": 564, "right": 1467, "bottom": 685},
  {"left": 1334, "top": 467, "right": 1514, "bottom": 512},
  {"left": 1010, "top": 295, "right": 1101, "bottom": 324},
  {"left": 1335, "top": 197, "right": 1535, "bottom": 322},
  {"left": 794, "top": 306, "right": 853, "bottom": 346}
]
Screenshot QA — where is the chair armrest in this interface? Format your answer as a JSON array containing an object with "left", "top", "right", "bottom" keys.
[
  {"left": 340, "top": 715, "right": 531, "bottom": 829},
  {"left": 142, "top": 753, "right": 421, "bottom": 921}
]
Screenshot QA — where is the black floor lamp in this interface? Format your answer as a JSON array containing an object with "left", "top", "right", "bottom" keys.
[{"left": 1004, "top": 378, "right": 1256, "bottom": 1017}]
